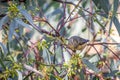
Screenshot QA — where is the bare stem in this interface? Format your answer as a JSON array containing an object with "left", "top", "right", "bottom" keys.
[
  {"left": 93, "top": 46, "right": 112, "bottom": 72},
  {"left": 87, "top": 42, "right": 120, "bottom": 45},
  {"left": 104, "top": 45, "right": 120, "bottom": 60}
]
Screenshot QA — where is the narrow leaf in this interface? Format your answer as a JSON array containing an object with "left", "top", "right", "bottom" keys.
[
  {"left": 110, "top": 60, "right": 117, "bottom": 70},
  {"left": 20, "top": 9, "right": 35, "bottom": 27},
  {"left": 55, "top": 44, "right": 63, "bottom": 63},
  {"left": 16, "top": 70, "right": 23, "bottom": 80},
  {"left": 113, "top": 0, "right": 119, "bottom": 14},
  {"left": 0, "top": 15, "right": 9, "bottom": 30},
  {"left": 82, "top": 58, "right": 99, "bottom": 73},
  {"left": 8, "top": 20, "right": 17, "bottom": 41},
  {"left": 15, "top": 18, "right": 32, "bottom": 30},
  {"left": 59, "top": 27, "right": 66, "bottom": 36},
  {"left": 99, "top": 0, "right": 110, "bottom": 14},
  {"left": 79, "top": 69, "right": 85, "bottom": 80},
  {"left": 42, "top": 48, "right": 51, "bottom": 64},
  {"left": 93, "top": 0, "right": 110, "bottom": 17},
  {"left": 89, "top": 54, "right": 99, "bottom": 63},
  {"left": 108, "top": 18, "right": 113, "bottom": 35},
  {"left": 103, "top": 70, "right": 118, "bottom": 77},
  {"left": 0, "top": 58, "right": 6, "bottom": 70},
  {"left": 0, "top": 42, "right": 8, "bottom": 54},
  {"left": 113, "top": 16, "right": 120, "bottom": 35}
]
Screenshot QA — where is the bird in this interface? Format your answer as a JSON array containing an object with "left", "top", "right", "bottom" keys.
[{"left": 68, "top": 36, "right": 89, "bottom": 52}]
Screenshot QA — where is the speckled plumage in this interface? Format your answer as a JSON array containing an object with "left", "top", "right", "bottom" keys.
[{"left": 68, "top": 36, "right": 89, "bottom": 51}]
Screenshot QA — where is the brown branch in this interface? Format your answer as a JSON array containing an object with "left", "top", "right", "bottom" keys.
[
  {"left": 34, "top": 17, "right": 60, "bottom": 36},
  {"left": 92, "top": 46, "right": 112, "bottom": 72},
  {"left": 58, "top": 0, "right": 82, "bottom": 31},
  {"left": 23, "top": 64, "right": 44, "bottom": 78},
  {"left": 87, "top": 42, "right": 120, "bottom": 60},
  {"left": 53, "top": 0, "right": 94, "bottom": 15},
  {"left": 104, "top": 45, "right": 120, "bottom": 60},
  {"left": 64, "top": 0, "right": 82, "bottom": 23},
  {"left": 87, "top": 42, "right": 120, "bottom": 46}
]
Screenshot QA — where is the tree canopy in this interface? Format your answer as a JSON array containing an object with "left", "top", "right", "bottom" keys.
[{"left": 0, "top": 0, "right": 120, "bottom": 80}]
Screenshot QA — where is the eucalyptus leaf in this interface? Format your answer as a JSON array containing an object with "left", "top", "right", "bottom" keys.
[
  {"left": 113, "top": 0, "right": 119, "bottom": 14},
  {"left": 82, "top": 58, "right": 99, "bottom": 73},
  {"left": 110, "top": 59, "right": 117, "bottom": 71},
  {"left": 20, "top": 9, "right": 35, "bottom": 27},
  {"left": 15, "top": 18, "right": 32, "bottom": 30},
  {"left": 16, "top": 70, "right": 23, "bottom": 80},
  {"left": 93, "top": 0, "right": 110, "bottom": 17},
  {"left": 59, "top": 27, "right": 66, "bottom": 37},
  {"left": 50, "top": 74, "right": 57, "bottom": 80},
  {"left": 92, "top": 76, "right": 99, "bottom": 80},
  {"left": 99, "top": 0, "right": 110, "bottom": 14},
  {"left": 8, "top": 20, "right": 17, "bottom": 41},
  {"left": 103, "top": 70, "right": 118, "bottom": 77},
  {"left": 79, "top": 69, "right": 85, "bottom": 80},
  {"left": 0, "top": 15, "right": 9, "bottom": 30},
  {"left": 55, "top": 44, "right": 63, "bottom": 64},
  {"left": 116, "top": 60, "right": 120, "bottom": 66},
  {"left": 108, "top": 18, "right": 113, "bottom": 35},
  {"left": 42, "top": 48, "right": 51, "bottom": 64},
  {"left": 113, "top": 16, "right": 120, "bottom": 35},
  {"left": 64, "top": 75, "right": 68, "bottom": 80},
  {"left": 0, "top": 42, "right": 7, "bottom": 54},
  {"left": 0, "top": 58, "right": 6, "bottom": 70},
  {"left": 89, "top": 54, "right": 100, "bottom": 63}
]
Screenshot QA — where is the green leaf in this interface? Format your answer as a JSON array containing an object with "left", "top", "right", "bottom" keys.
[
  {"left": 8, "top": 20, "right": 17, "bottom": 41},
  {"left": 108, "top": 19, "right": 113, "bottom": 35},
  {"left": 59, "top": 27, "right": 66, "bottom": 36},
  {"left": 42, "top": 48, "right": 51, "bottom": 64},
  {"left": 110, "top": 59, "right": 117, "bottom": 71},
  {"left": 82, "top": 0, "right": 88, "bottom": 8},
  {"left": 113, "top": 0, "right": 119, "bottom": 14},
  {"left": 93, "top": 76, "right": 99, "bottom": 80},
  {"left": 50, "top": 74, "right": 57, "bottom": 80},
  {"left": 93, "top": 0, "right": 110, "bottom": 17},
  {"left": 0, "top": 58, "right": 6, "bottom": 70},
  {"left": 103, "top": 70, "right": 118, "bottom": 77},
  {"left": 20, "top": 9, "right": 35, "bottom": 27},
  {"left": 82, "top": 58, "right": 99, "bottom": 73},
  {"left": 16, "top": 70, "right": 23, "bottom": 80},
  {"left": 15, "top": 18, "right": 32, "bottom": 30},
  {"left": 89, "top": 54, "right": 100, "bottom": 63},
  {"left": 0, "top": 15, "right": 9, "bottom": 30},
  {"left": 0, "top": 42, "right": 8, "bottom": 54},
  {"left": 99, "top": 0, "right": 110, "bottom": 14},
  {"left": 113, "top": 16, "right": 120, "bottom": 35},
  {"left": 79, "top": 69, "right": 85, "bottom": 80},
  {"left": 55, "top": 44, "right": 63, "bottom": 63}
]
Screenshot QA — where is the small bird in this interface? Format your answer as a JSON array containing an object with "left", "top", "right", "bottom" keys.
[{"left": 68, "top": 36, "right": 89, "bottom": 51}]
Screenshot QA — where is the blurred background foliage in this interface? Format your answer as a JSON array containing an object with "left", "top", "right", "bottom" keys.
[{"left": 0, "top": 0, "right": 120, "bottom": 80}]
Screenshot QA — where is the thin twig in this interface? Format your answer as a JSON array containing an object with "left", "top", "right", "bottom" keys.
[
  {"left": 93, "top": 46, "right": 112, "bottom": 72},
  {"left": 56, "top": 1, "right": 66, "bottom": 31},
  {"left": 53, "top": 0, "right": 94, "bottom": 15},
  {"left": 104, "top": 45, "right": 120, "bottom": 60},
  {"left": 58, "top": 0, "right": 82, "bottom": 31},
  {"left": 23, "top": 64, "right": 44, "bottom": 78},
  {"left": 87, "top": 42, "right": 120, "bottom": 45},
  {"left": 34, "top": 17, "right": 60, "bottom": 36}
]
